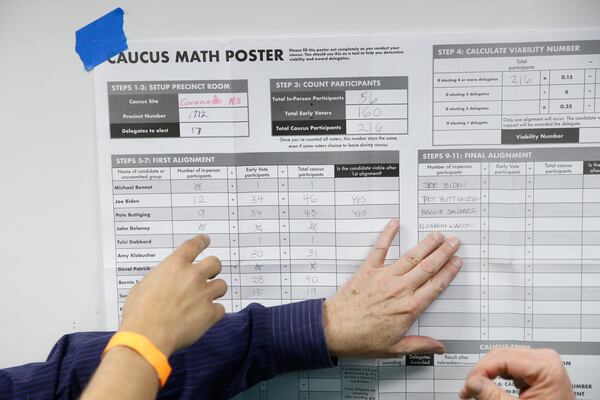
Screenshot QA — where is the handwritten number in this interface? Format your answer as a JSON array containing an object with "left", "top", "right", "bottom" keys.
[{"left": 358, "top": 121, "right": 384, "bottom": 133}]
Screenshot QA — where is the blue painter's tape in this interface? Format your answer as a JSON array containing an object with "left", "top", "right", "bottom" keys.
[{"left": 75, "top": 7, "right": 128, "bottom": 71}]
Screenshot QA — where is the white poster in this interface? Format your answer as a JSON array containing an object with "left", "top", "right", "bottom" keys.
[{"left": 95, "top": 29, "right": 600, "bottom": 399}]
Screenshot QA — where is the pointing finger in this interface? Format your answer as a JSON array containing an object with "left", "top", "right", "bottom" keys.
[{"left": 172, "top": 234, "right": 211, "bottom": 263}]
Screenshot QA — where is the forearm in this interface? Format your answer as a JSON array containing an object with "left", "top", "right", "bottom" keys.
[
  {"left": 161, "top": 300, "right": 335, "bottom": 399},
  {"left": 81, "top": 347, "right": 158, "bottom": 400},
  {"left": 0, "top": 332, "right": 111, "bottom": 400},
  {"left": 0, "top": 300, "right": 334, "bottom": 400}
]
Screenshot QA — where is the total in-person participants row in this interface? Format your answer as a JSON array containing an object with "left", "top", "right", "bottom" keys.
[
  {"left": 114, "top": 204, "right": 399, "bottom": 221},
  {"left": 114, "top": 191, "right": 398, "bottom": 208},
  {"left": 113, "top": 176, "right": 399, "bottom": 193}
]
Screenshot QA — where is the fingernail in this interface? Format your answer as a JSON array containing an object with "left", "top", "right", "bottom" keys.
[
  {"left": 435, "top": 345, "right": 445, "bottom": 354},
  {"left": 447, "top": 236, "right": 460, "bottom": 248},
  {"left": 451, "top": 256, "right": 463, "bottom": 268},
  {"left": 388, "top": 218, "right": 399, "bottom": 228},
  {"left": 467, "top": 378, "right": 485, "bottom": 394},
  {"left": 431, "top": 231, "right": 443, "bottom": 242}
]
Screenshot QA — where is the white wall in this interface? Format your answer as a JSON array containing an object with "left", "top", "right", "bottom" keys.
[{"left": 0, "top": 0, "right": 598, "bottom": 368}]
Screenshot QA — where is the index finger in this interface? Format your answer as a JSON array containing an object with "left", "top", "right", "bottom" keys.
[
  {"left": 172, "top": 234, "right": 211, "bottom": 262},
  {"left": 364, "top": 219, "right": 399, "bottom": 266}
]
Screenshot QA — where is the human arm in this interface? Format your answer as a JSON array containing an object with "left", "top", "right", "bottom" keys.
[
  {"left": 0, "top": 226, "right": 329, "bottom": 400},
  {"left": 459, "top": 348, "right": 575, "bottom": 399},
  {"left": 0, "top": 300, "right": 331, "bottom": 400},
  {"left": 0, "top": 229, "right": 333, "bottom": 400},
  {"left": 1, "top": 219, "right": 462, "bottom": 399},
  {"left": 323, "top": 218, "right": 462, "bottom": 357},
  {"left": 79, "top": 346, "right": 159, "bottom": 400},
  {"left": 80, "top": 234, "right": 227, "bottom": 400},
  {"left": 154, "top": 218, "right": 464, "bottom": 397}
]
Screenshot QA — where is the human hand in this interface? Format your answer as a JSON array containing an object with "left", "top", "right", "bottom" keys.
[
  {"left": 459, "top": 348, "right": 575, "bottom": 399},
  {"left": 119, "top": 234, "right": 227, "bottom": 357},
  {"left": 322, "top": 218, "right": 462, "bottom": 358}
]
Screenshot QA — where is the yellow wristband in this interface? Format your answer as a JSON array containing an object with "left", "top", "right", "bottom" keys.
[{"left": 103, "top": 331, "right": 172, "bottom": 387}]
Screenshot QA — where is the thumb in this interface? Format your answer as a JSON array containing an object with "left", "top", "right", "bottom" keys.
[
  {"left": 391, "top": 335, "right": 445, "bottom": 355},
  {"left": 461, "top": 377, "right": 512, "bottom": 400}
]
